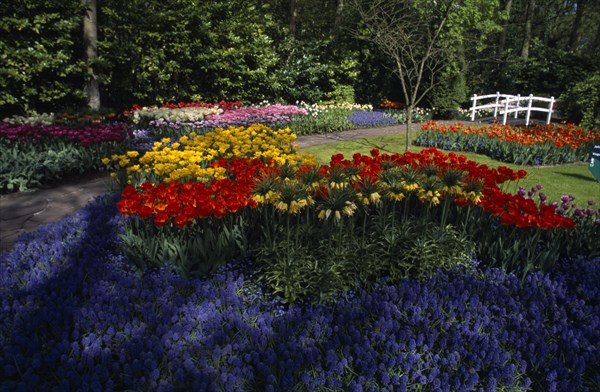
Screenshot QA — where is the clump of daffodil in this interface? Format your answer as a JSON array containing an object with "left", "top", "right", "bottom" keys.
[
  {"left": 402, "top": 182, "right": 421, "bottom": 192},
  {"left": 398, "top": 166, "right": 422, "bottom": 193},
  {"left": 419, "top": 163, "right": 439, "bottom": 178},
  {"left": 276, "top": 162, "right": 298, "bottom": 181},
  {"left": 324, "top": 163, "right": 359, "bottom": 190},
  {"left": 297, "top": 165, "right": 322, "bottom": 190},
  {"left": 252, "top": 170, "right": 282, "bottom": 206},
  {"left": 462, "top": 177, "right": 485, "bottom": 204}
]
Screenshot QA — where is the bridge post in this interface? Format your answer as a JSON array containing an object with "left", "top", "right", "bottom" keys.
[
  {"left": 470, "top": 94, "right": 477, "bottom": 121},
  {"left": 514, "top": 94, "right": 520, "bottom": 119},
  {"left": 493, "top": 92, "right": 500, "bottom": 118},
  {"left": 547, "top": 97, "right": 555, "bottom": 124},
  {"left": 502, "top": 98, "right": 509, "bottom": 125},
  {"left": 525, "top": 94, "right": 533, "bottom": 125}
]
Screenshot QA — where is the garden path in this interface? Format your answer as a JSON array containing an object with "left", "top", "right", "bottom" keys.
[{"left": 0, "top": 122, "right": 434, "bottom": 252}]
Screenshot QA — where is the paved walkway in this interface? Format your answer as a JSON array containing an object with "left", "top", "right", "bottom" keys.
[{"left": 0, "top": 123, "right": 424, "bottom": 252}]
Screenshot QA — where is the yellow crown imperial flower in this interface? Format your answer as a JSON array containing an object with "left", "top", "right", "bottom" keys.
[
  {"left": 275, "top": 201, "right": 289, "bottom": 212},
  {"left": 386, "top": 191, "right": 405, "bottom": 202},
  {"left": 342, "top": 202, "right": 357, "bottom": 217},
  {"left": 369, "top": 192, "right": 381, "bottom": 204},
  {"left": 318, "top": 209, "right": 331, "bottom": 220},
  {"left": 403, "top": 182, "right": 420, "bottom": 192}
]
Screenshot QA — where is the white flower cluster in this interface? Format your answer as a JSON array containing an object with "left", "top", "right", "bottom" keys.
[
  {"left": 132, "top": 106, "right": 223, "bottom": 124},
  {"left": 294, "top": 101, "right": 373, "bottom": 117},
  {"left": 456, "top": 107, "right": 494, "bottom": 119}
]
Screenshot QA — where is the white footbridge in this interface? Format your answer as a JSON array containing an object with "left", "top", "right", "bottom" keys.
[{"left": 470, "top": 92, "right": 555, "bottom": 125}]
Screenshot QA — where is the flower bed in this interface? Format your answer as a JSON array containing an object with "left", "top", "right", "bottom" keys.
[
  {"left": 0, "top": 122, "right": 132, "bottom": 192},
  {"left": 124, "top": 100, "right": 243, "bottom": 127},
  {"left": 143, "top": 105, "right": 308, "bottom": 135},
  {"left": 2, "top": 114, "right": 600, "bottom": 390},
  {"left": 128, "top": 101, "right": 435, "bottom": 139},
  {"left": 345, "top": 110, "right": 398, "bottom": 127},
  {"left": 104, "top": 124, "right": 316, "bottom": 186},
  {"left": 0, "top": 196, "right": 598, "bottom": 391},
  {"left": 416, "top": 121, "right": 600, "bottom": 165},
  {"left": 110, "top": 140, "right": 599, "bottom": 301}
]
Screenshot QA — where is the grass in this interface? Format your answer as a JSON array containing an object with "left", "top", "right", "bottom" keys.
[{"left": 299, "top": 132, "right": 600, "bottom": 204}]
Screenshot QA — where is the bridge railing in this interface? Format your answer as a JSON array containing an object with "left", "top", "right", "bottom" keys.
[{"left": 470, "top": 92, "right": 555, "bottom": 125}]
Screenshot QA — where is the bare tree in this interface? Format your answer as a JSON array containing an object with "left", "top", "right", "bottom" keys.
[
  {"left": 350, "top": 0, "right": 456, "bottom": 151},
  {"left": 82, "top": 0, "right": 100, "bottom": 111}
]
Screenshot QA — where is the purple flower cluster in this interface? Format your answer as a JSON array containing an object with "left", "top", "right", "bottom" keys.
[
  {"left": 149, "top": 105, "right": 308, "bottom": 130},
  {"left": 127, "top": 129, "right": 157, "bottom": 152},
  {"left": 346, "top": 110, "right": 398, "bottom": 127},
  {"left": 0, "top": 122, "right": 132, "bottom": 147},
  {"left": 1, "top": 196, "right": 599, "bottom": 391},
  {"left": 518, "top": 185, "right": 600, "bottom": 224}
]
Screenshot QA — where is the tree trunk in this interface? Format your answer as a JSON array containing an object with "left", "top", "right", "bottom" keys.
[
  {"left": 289, "top": 0, "right": 298, "bottom": 36},
  {"left": 82, "top": 0, "right": 100, "bottom": 111},
  {"left": 568, "top": 0, "right": 586, "bottom": 50},
  {"left": 594, "top": 18, "right": 600, "bottom": 53},
  {"left": 405, "top": 105, "right": 413, "bottom": 152},
  {"left": 521, "top": 0, "right": 535, "bottom": 60},
  {"left": 497, "top": 0, "right": 512, "bottom": 58},
  {"left": 333, "top": 0, "right": 344, "bottom": 39}
]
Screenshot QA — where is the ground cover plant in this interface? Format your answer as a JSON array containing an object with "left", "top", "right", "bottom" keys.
[{"left": 0, "top": 195, "right": 599, "bottom": 391}]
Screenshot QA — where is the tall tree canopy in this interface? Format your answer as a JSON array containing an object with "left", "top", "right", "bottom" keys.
[
  {"left": 0, "top": 0, "right": 83, "bottom": 114},
  {"left": 97, "top": 0, "right": 281, "bottom": 108},
  {"left": 0, "top": 0, "right": 598, "bottom": 126}
]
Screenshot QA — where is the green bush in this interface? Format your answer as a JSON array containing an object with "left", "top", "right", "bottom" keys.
[{"left": 559, "top": 72, "right": 600, "bottom": 130}]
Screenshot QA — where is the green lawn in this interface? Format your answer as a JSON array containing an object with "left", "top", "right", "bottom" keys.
[{"left": 300, "top": 132, "right": 600, "bottom": 205}]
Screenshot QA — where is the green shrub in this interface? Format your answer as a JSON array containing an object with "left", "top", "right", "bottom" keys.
[{"left": 559, "top": 72, "right": 600, "bottom": 130}]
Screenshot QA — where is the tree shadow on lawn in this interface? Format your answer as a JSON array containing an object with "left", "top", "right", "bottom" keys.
[{"left": 553, "top": 171, "right": 597, "bottom": 183}]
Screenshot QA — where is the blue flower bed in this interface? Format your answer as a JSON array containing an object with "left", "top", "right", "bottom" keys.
[
  {"left": 1, "top": 196, "right": 599, "bottom": 391},
  {"left": 346, "top": 110, "right": 398, "bottom": 128}
]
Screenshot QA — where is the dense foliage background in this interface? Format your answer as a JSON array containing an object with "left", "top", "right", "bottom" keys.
[{"left": 1, "top": 0, "right": 599, "bottom": 125}]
